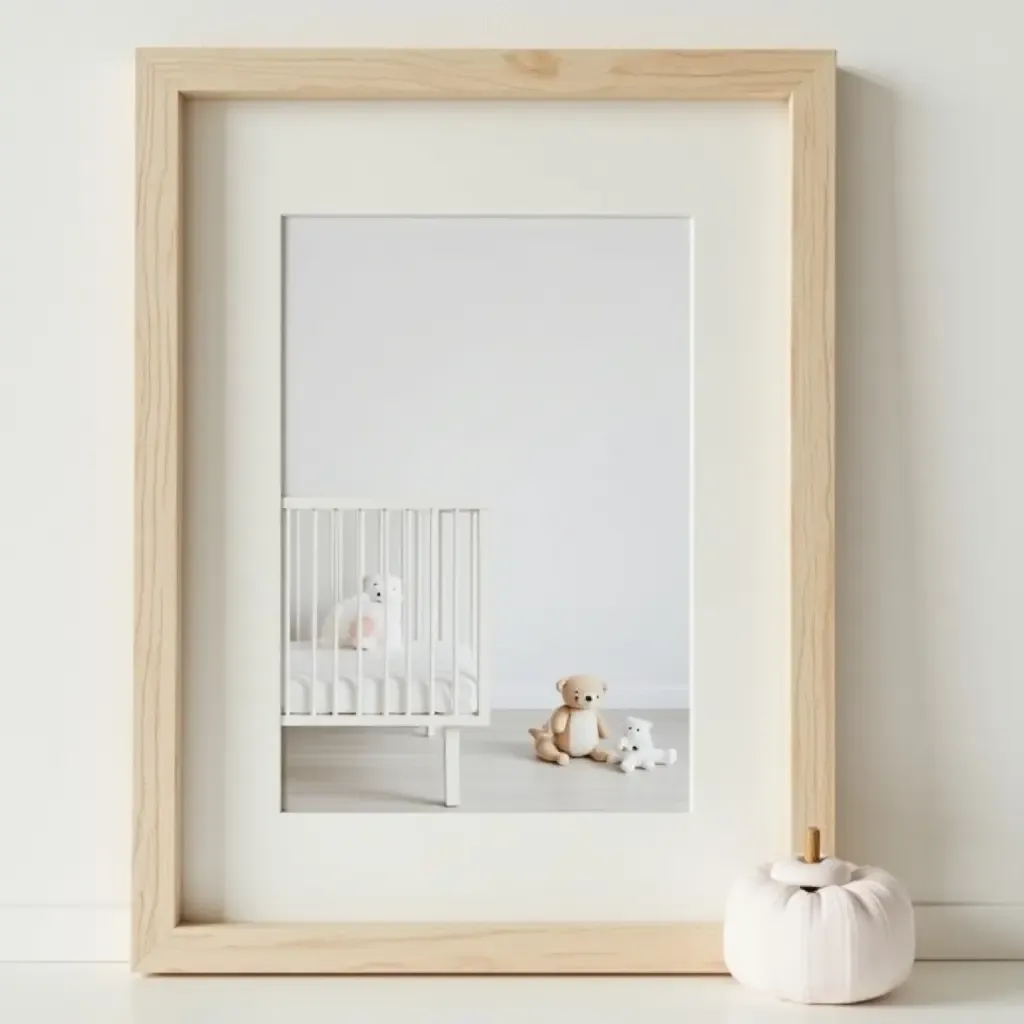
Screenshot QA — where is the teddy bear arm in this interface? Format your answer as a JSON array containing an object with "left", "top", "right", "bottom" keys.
[
  {"left": 550, "top": 707, "right": 570, "bottom": 734},
  {"left": 597, "top": 713, "right": 610, "bottom": 739}
]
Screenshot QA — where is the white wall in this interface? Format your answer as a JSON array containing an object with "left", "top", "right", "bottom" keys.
[
  {"left": 1, "top": 0, "right": 1023, "bottom": 962},
  {"left": 283, "top": 216, "right": 690, "bottom": 709}
]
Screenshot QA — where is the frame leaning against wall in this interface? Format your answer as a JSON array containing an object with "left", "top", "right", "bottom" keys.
[{"left": 134, "top": 47, "right": 835, "bottom": 975}]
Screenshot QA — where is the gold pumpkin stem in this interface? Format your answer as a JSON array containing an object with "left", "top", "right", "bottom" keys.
[{"left": 804, "top": 826, "right": 821, "bottom": 864}]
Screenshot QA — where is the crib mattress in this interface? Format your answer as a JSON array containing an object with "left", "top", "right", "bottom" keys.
[{"left": 283, "top": 640, "right": 480, "bottom": 716}]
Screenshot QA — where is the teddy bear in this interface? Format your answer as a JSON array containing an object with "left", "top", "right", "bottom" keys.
[
  {"left": 317, "top": 573, "right": 403, "bottom": 651},
  {"left": 528, "top": 675, "right": 614, "bottom": 766},
  {"left": 612, "top": 716, "right": 677, "bottom": 773}
]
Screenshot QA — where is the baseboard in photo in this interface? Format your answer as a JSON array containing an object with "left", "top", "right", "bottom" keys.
[{"left": 491, "top": 682, "right": 689, "bottom": 712}]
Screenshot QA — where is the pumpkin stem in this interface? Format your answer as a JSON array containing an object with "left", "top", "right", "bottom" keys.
[{"left": 804, "top": 826, "right": 821, "bottom": 864}]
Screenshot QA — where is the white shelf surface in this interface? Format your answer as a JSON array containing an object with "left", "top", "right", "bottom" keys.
[{"left": 0, "top": 963, "right": 1023, "bottom": 1022}]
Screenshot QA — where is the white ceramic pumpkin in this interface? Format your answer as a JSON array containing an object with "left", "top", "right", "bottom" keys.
[{"left": 723, "top": 828, "right": 915, "bottom": 1005}]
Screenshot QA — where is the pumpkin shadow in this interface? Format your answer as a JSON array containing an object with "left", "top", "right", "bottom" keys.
[{"left": 870, "top": 962, "right": 1024, "bottom": 1007}]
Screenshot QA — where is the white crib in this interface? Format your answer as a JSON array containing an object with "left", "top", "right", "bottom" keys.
[{"left": 281, "top": 499, "right": 490, "bottom": 807}]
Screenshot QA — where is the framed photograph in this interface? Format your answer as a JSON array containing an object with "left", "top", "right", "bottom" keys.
[{"left": 134, "top": 48, "right": 835, "bottom": 974}]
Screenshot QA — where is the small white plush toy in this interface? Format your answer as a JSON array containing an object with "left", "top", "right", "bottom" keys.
[
  {"left": 614, "top": 716, "right": 677, "bottom": 773},
  {"left": 318, "top": 573, "right": 403, "bottom": 651}
]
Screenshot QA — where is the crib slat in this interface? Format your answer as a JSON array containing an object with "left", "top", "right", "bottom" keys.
[
  {"left": 381, "top": 508, "right": 390, "bottom": 717},
  {"left": 404, "top": 509, "right": 413, "bottom": 716},
  {"left": 438, "top": 513, "right": 445, "bottom": 644},
  {"left": 295, "top": 512, "right": 302, "bottom": 713},
  {"left": 418, "top": 509, "right": 425, "bottom": 642},
  {"left": 473, "top": 509, "right": 480, "bottom": 709},
  {"left": 477, "top": 509, "right": 489, "bottom": 722},
  {"left": 357, "top": 508, "right": 365, "bottom": 716},
  {"left": 452, "top": 509, "right": 459, "bottom": 716},
  {"left": 429, "top": 508, "right": 436, "bottom": 718},
  {"left": 332, "top": 508, "right": 340, "bottom": 716},
  {"left": 470, "top": 509, "right": 477, "bottom": 655},
  {"left": 283, "top": 508, "right": 292, "bottom": 717},
  {"left": 311, "top": 510, "right": 318, "bottom": 702},
  {"left": 411, "top": 508, "right": 417, "bottom": 644}
]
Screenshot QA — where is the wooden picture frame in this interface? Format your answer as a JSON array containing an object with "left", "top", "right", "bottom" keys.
[{"left": 134, "top": 47, "right": 835, "bottom": 975}]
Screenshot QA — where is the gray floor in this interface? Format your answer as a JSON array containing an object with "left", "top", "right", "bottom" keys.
[{"left": 283, "top": 709, "right": 689, "bottom": 813}]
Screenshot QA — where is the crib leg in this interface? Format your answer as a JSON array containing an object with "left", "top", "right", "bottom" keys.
[{"left": 443, "top": 728, "right": 460, "bottom": 808}]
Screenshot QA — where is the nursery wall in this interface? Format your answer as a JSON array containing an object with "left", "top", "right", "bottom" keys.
[
  {"left": 282, "top": 215, "right": 691, "bottom": 711},
  {"left": 2, "top": 0, "right": 1023, "bottom": 962}
]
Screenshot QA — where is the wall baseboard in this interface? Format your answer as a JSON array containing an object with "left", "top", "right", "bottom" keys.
[
  {"left": 0, "top": 907, "right": 129, "bottom": 962},
  {"left": 914, "top": 905, "right": 1024, "bottom": 960},
  {"left": 2, "top": 902, "right": 1019, "bottom": 963},
  {"left": 494, "top": 684, "right": 689, "bottom": 712}
]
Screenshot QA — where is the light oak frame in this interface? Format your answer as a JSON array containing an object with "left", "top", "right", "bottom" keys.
[{"left": 135, "top": 48, "right": 835, "bottom": 975}]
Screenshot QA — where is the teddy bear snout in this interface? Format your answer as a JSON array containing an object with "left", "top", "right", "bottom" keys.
[{"left": 585, "top": 694, "right": 593, "bottom": 702}]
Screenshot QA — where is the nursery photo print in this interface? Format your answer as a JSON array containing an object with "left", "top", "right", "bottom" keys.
[{"left": 281, "top": 216, "right": 690, "bottom": 813}]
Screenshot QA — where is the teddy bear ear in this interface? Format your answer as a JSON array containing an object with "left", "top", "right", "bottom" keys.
[
  {"left": 556, "top": 677, "right": 568, "bottom": 692},
  {"left": 602, "top": 681, "right": 608, "bottom": 694}
]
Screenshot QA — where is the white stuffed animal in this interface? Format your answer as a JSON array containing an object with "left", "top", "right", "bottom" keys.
[
  {"left": 613, "top": 716, "right": 677, "bottom": 773},
  {"left": 317, "top": 573, "right": 403, "bottom": 651}
]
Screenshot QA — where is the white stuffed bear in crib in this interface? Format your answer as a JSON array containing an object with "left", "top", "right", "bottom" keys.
[
  {"left": 318, "top": 573, "right": 403, "bottom": 651},
  {"left": 613, "top": 716, "right": 678, "bottom": 773}
]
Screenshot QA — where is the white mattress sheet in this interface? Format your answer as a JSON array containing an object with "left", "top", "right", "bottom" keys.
[{"left": 284, "top": 640, "right": 479, "bottom": 716}]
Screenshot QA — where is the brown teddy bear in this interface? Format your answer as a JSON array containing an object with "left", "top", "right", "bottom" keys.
[{"left": 528, "top": 675, "right": 614, "bottom": 766}]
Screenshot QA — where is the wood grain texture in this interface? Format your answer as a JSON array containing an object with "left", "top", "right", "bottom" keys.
[
  {"left": 138, "top": 48, "right": 829, "bottom": 101},
  {"left": 134, "top": 54, "right": 183, "bottom": 968},
  {"left": 788, "top": 53, "right": 837, "bottom": 857},
  {"left": 139, "top": 923, "right": 725, "bottom": 975},
  {"left": 132, "top": 47, "right": 836, "bottom": 974}
]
